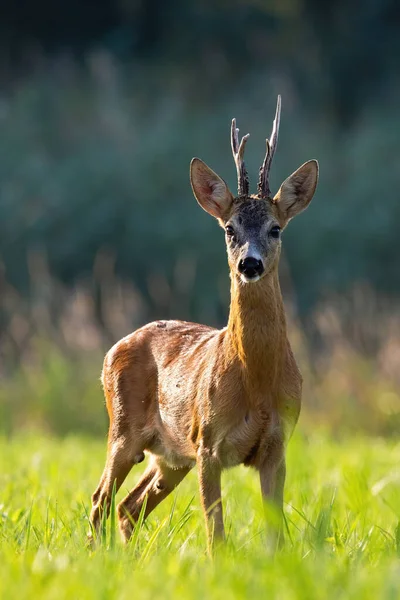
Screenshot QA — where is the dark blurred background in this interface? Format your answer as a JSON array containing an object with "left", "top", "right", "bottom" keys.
[{"left": 1, "top": 0, "right": 399, "bottom": 435}]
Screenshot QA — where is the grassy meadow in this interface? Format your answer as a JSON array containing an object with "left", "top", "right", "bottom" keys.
[
  {"left": 1, "top": 432, "right": 399, "bottom": 599},
  {"left": 1, "top": 279, "right": 400, "bottom": 598}
]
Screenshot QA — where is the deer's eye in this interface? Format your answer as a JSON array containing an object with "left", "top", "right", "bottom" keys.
[
  {"left": 225, "top": 225, "right": 235, "bottom": 237},
  {"left": 269, "top": 226, "right": 281, "bottom": 239}
]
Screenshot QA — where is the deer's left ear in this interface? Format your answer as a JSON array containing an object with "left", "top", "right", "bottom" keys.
[{"left": 273, "top": 160, "right": 319, "bottom": 221}]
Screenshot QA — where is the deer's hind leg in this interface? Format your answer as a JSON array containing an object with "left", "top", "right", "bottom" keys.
[
  {"left": 89, "top": 342, "right": 156, "bottom": 544},
  {"left": 89, "top": 428, "right": 146, "bottom": 542},
  {"left": 117, "top": 456, "right": 191, "bottom": 542}
]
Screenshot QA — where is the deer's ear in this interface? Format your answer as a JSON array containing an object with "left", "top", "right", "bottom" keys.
[
  {"left": 274, "top": 160, "right": 318, "bottom": 221},
  {"left": 190, "top": 158, "right": 234, "bottom": 220}
]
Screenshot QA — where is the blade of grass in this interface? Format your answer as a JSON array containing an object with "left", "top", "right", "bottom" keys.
[
  {"left": 109, "top": 480, "right": 117, "bottom": 550},
  {"left": 24, "top": 502, "right": 33, "bottom": 553},
  {"left": 138, "top": 517, "right": 168, "bottom": 566},
  {"left": 128, "top": 495, "right": 148, "bottom": 555}
]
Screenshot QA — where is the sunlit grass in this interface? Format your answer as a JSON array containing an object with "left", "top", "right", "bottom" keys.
[{"left": 0, "top": 433, "right": 399, "bottom": 599}]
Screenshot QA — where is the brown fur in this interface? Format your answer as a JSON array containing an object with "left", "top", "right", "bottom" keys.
[{"left": 89, "top": 135, "right": 318, "bottom": 552}]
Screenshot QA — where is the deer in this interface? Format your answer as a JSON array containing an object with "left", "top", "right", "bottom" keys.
[{"left": 89, "top": 96, "right": 319, "bottom": 552}]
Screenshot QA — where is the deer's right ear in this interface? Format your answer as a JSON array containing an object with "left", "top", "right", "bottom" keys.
[{"left": 190, "top": 158, "right": 234, "bottom": 220}]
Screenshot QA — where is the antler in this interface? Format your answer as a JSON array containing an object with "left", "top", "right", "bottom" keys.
[
  {"left": 231, "top": 119, "right": 250, "bottom": 196},
  {"left": 257, "top": 95, "right": 282, "bottom": 198}
]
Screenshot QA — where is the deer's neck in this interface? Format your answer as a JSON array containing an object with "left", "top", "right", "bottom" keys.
[{"left": 226, "top": 269, "right": 287, "bottom": 389}]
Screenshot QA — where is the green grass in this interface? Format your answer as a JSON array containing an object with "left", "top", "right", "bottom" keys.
[{"left": 0, "top": 432, "right": 399, "bottom": 599}]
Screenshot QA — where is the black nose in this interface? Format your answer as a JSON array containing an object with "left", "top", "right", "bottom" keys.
[{"left": 238, "top": 257, "right": 264, "bottom": 279}]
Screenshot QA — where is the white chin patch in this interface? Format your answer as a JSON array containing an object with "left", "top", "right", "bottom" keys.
[{"left": 240, "top": 274, "right": 261, "bottom": 284}]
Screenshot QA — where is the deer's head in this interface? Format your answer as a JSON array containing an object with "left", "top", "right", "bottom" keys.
[{"left": 190, "top": 96, "right": 319, "bottom": 283}]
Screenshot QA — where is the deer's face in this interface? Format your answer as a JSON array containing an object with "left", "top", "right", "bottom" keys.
[
  {"left": 190, "top": 97, "right": 318, "bottom": 285},
  {"left": 190, "top": 158, "right": 318, "bottom": 285},
  {"left": 224, "top": 198, "right": 282, "bottom": 283}
]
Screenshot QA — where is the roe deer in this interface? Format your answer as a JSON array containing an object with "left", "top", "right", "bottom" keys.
[{"left": 89, "top": 96, "right": 318, "bottom": 551}]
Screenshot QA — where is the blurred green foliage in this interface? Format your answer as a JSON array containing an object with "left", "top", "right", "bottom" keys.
[{"left": 0, "top": 0, "right": 400, "bottom": 327}]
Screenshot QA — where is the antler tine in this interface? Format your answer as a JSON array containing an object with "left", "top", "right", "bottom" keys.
[
  {"left": 257, "top": 95, "right": 282, "bottom": 198},
  {"left": 231, "top": 118, "right": 250, "bottom": 196}
]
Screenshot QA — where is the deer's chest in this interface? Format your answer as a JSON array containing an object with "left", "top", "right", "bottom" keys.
[
  {"left": 208, "top": 388, "right": 300, "bottom": 469},
  {"left": 210, "top": 407, "right": 281, "bottom": 469}
]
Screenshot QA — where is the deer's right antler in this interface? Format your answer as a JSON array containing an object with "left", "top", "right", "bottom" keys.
[
  {"left": 231, "top": 119, "right": 250, "bottom": 197},
  {"left": 257, "top": 95, "right": 282, "bottom": 199}
]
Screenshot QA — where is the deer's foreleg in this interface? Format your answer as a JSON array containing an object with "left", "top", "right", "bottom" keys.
[
  {"left": 259, "top": 440, "right": 286, "bottom": 550},
  {"left": 197, "top": 446, "right": 225, "bottom": 553}
]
